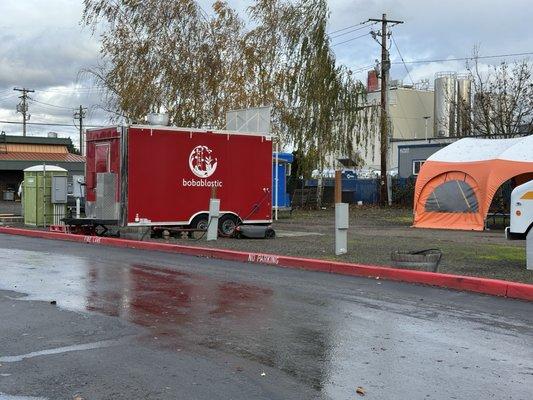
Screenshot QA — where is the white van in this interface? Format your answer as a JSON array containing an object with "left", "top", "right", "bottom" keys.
[{"left": 506, "top": 180, "right": 533, "bottom": 240}]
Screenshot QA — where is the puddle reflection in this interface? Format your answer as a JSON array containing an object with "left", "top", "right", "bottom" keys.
[{"left": 0, "top": 249, "right": 335, "bottom": 392}]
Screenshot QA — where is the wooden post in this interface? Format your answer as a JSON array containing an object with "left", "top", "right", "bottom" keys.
[{"left": 335, "top": 170, "right": 342, "bottom": 204}]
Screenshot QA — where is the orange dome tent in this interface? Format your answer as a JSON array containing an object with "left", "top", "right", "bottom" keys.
[{"left": 413, "top": 136, "right": 533, "bottom": 231}]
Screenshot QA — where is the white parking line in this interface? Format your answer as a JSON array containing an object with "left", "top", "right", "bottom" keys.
[{"left": 0, "top": 338, "right": 126, "bottom": 363}]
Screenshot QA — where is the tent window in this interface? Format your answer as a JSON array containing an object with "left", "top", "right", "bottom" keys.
[{"left": 425, "top": 180, "right": 478, "bottom": 213}]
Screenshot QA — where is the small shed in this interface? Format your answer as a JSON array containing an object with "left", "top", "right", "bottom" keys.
[{"left": 413, "top": 136, "right": 533, "bottom": 231}]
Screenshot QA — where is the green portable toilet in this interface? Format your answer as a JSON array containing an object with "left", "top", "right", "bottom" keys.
[{"left": 23, "top": 165, "right": 68, "bottom": 227}]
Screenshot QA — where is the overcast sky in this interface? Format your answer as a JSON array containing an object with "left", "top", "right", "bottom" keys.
[{"left": 0, "top": 0, "right": 531, "bottom": 148}]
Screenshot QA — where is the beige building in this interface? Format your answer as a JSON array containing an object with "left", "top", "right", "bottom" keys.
[
  {"left": 359, "top": 85, "right": 434, "bottom": 173},
  {"left": 323, "top": 83, "right": 435, "bottom": 176}
]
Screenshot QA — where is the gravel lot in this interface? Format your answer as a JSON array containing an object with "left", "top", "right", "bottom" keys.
[
  {"left": 167, "top": 207, "right": 532, "bottom": 284},
  {"left": 2, "top": 205, "right": 531, "bottom": 284}
]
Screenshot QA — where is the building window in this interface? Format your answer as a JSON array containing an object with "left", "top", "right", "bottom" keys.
[{"left": 412, "top": 160, "right": 425, "bottom": 176}]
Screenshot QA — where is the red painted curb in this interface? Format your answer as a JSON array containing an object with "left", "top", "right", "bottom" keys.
[
  {"left": 505, "top": 282, "right": 533, "bottom": 301},
  {"left": 1, "top": 226, "right": 532, "bottom": 301}
]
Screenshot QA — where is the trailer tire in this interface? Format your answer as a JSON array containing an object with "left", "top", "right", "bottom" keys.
[
  {"left": 190, "top": 214, "right": 209, "bottom": 231},
  {"left": 219, "top": 214, "right": 240, "bottom": 237}
]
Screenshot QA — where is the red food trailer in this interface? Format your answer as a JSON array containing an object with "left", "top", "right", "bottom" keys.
[{"left": 84, "top": 125, "right": 272, "bottom": 235}]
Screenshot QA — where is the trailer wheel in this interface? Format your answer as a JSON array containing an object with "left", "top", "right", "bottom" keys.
[
  {"left": 190, "top": 214, "right": 209, "bottom": 231},
  {"left": 219, "top": 214, "right": 240, "bottom": 236}
]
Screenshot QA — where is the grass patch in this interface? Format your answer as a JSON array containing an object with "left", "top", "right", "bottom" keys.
[
  {"left": 476, "top": 245, "right": 525, "bottom": 262},
  {"left": 382, "top": 215, "right": 413, "bottom": 225}
]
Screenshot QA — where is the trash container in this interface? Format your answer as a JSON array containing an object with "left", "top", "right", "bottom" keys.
[
  {"left": 23, "top": 165, "right": 68, "bottom": 227},
  {"left": 3, "top": 190, "right": 14, "bottom": 201},
  {"left": 391, "top": 249, "right": 443, "bottom": 272}
]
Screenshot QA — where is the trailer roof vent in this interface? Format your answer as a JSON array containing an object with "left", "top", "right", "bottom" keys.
[{"left": 146, "top": 113, "right": 169, "bottom": 126}]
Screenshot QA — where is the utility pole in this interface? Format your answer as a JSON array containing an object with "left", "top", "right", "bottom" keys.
[
  {"left": 369, "top": 14, "right": 403, "bottom": 206},
  {"left": 74, "top": 105, "right": 87, "bottom": 155},
  {"left": 13, "top": 87, "right": 35, "bottom": 136}
]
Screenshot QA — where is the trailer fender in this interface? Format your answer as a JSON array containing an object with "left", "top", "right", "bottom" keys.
[
  {"left": 188, "top": 212, "right": 209, "bottom": 230},
  {"left": 187, "top": 211, "right": 241, "bottom": 226}
]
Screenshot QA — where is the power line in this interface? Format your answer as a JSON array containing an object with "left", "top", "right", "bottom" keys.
[
  {"left": 0, "top": 120, "right": 103, "bottom": 128},
  {"left": 349, "top": 64, "right": 376, "bottom": 74},
  {"left": 37, "top": 87, "right": 100, "bottom": 93},
  {"left": 332, "top": 32, "right": 373, "bottom": 47},
  {"left": 328, "top": 19, "right": 371, "bottom": 35},
  {"left": 346, "top": 51, "right": 533, "bottom": 76},
  {"left": 1, "top": 87, "right": 100, "bottom": 101},
  {"left": 0, "top": 93, "right": 19, "bottom": 102},
  {"left": 390, "top": 32, "right": 430, "bottom": 117},
  {"left": 30, "top": 99, "right": 77, "bottom": 110},
  {"left": 329, "top": 22, "right": 377, "bottom": 39},
  {"left": 390, "top": 51, "right": 533, "bottom": 65}
]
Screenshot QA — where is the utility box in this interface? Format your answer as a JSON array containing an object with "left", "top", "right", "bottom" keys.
[
  {"left": 23, "top": 165, "right": 68, "bottom": 227},
  {"left": 51, "top": 176, "right": 68, "bottom": 204},
  {"left": 335, "top": 203, "right": 349, "bottom": 229},
  {"left": 335, "top": 202, "right": 349, "bottom": 255}
]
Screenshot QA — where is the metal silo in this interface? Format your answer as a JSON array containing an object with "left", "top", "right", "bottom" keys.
[
  {"left": 434, "top": 72, "right": 457, "bottom": 137},
  {"left": 456, "top": 74, "right": 472, "bottom": 136}
]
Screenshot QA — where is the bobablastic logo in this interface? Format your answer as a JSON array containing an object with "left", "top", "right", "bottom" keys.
[
  {"left": 182, "top": 145, "right": 223, "bottom": 188},
  {"left": 189, "top": 145, "right": 217, "bottom": 178}
]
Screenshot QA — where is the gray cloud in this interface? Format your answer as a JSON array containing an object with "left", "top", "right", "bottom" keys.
[
  {"left": 0, "top": 29, "right": 99, "bottom": 88},
  {"left": 0, "top": 0, "right": 531, "bottom": 145},
  {"left": 329, "top": 0, "right": 532, "bottom": 81},
  {"left": 0, "top": 0, "right": 104, "bottom": 144}
]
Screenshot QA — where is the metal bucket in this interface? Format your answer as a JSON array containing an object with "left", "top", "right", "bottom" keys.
[
  {"left": 391, "top": 249, "right": 443, "bottom": 272},
  {"left": 3, "top": 190, "right": 14, "bottom": 201}
]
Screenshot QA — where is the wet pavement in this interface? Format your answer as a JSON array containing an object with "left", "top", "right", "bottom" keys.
[{"left": 0, "top": 234, "right": 532, "bottom": 399}]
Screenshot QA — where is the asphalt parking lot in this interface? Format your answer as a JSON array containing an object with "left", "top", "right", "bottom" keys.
[
  {"left": 161, "top": 207, "right": 533, "bottom": 283},
  {"left": 1, "top": 234, "right": 532, "bottom": 399}
]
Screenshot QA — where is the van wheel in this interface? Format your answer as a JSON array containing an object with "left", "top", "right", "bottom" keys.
[{"left": 219, "top": 214, "right": 239, "bottom": 236}]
